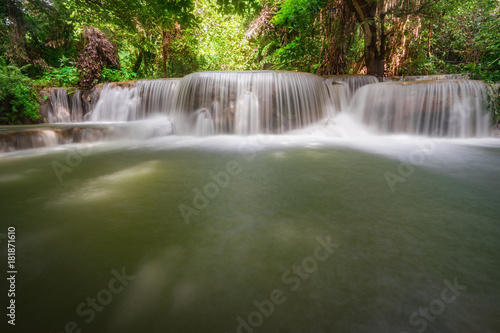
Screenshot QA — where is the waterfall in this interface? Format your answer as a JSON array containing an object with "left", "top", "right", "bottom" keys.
[
  {"left": 89, "top": 84, "right": 140, "bottom": 121},
  {"left": 324, "top": 75, "right": 379, "bottom": 103},
  {"left": 171, "top": 71, "right": 334, "bottom": 134},
  {"left": 384, "top": 74, "right": 470, "bottom": 82},
  {"left": 194, "top": 109, "right": 215, "bottom": 136},
  {"left": 38, "top": 71, "right": 494, "bottom": 139},
  {"left": 69, "top": 90, "right": 87, "bottom": 122},
  {"left": 350, "top": 80, "right": 491, "bottom": 137},
  {"left": 234, "top": 91, "right": 260, "bottom": 135},
  {"left": 47, "top": 89, "right": 86, "bottom": 123},
  {"left": 88, "top": 79, "right": 179, "bottom": 122},
  {"left": 47, "top": 89, "right": 71, "bottom": 123},
  {"left": 138, "top": 79, "right": 178, "bottom": 116},
  {"left": 323, "top": 80, "right": 349, "bottom": 113}
]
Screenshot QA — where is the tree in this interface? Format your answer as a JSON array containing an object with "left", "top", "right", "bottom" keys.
[
  {"left": 65, "top": 0, "right": 197, "bottom": 78},
  {"left": 345, "top": 0, "right": 434, "bottom": 78},
  {"left": 316, "top": 0, "right": 358, "bottom": 75},
  {"left": 1, "top": 0, "right": 75, "bottom": 75},
  {"left": 76, "top": 26, "right": 120, "bottom": 88},
  {"left": 346, "top": 0, "right": 385, "bottom": 76}
]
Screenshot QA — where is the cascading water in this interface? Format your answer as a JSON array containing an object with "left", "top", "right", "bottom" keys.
[
  {"left": 323, "top": 81, "right": 348, "bottom": 115},
  {"left": 324, "top": 75, "right": 379, "bottom": 102},
  {"left": 43, "top": 72, "right": 493, "bottom": 139},
  {"left": 193, "top": 109, "right": 216, "bottom": 136},
  {"left": 0, "top": 126, "right": 112, "bottom": 153},
  {"left": 70, "top": 90, "right": 86, "bottom": 122},
  {"left": 139, "top": 79, "right": 179, "bottom": 116},
  {"left": 47, "top": 88, "right": 87, "bottom": 123},
  {"left": 89, "top": 79, "right": 179, "bottom": 122},
  {"left": 350, "top": 80, "right": 491, "bottom": 137},
  {"left": 234, "top": 91, "right": 260, "bottom": 135},
  {"left": 47, "top": 88, "right": 71, "bottom": 123},
  {"left": 383, "top": 73, "right": 470, "bottom": 82},
  {"left": 170, "top": 71, "right": 337, "bottom": 135},
  {"left": 3, "top": 71, "right": 495, "bottom": 153},
  {"left": 90, "top": 84, "right": 140, "bottom": 121}
]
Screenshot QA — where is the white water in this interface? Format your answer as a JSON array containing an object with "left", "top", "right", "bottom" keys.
[
  {"left": 170, "top": 71, "right": 336, "bottom": 135},
  {"left": 90, "top": 84, "right": 140, "bottom": 121},
  {"left": 52, "top": 72, "right": 493, "bottom": 138},
  {"left": 384, "top": 73, "right": 470, "bottom": 82},
  {"left": 89, "top": 79, "right": 179, "bottom": 122},
  {"left": 324, "top": 75, "right": 379, "bottom": 103},
  {"left": 5, "top": 72, "right": 495, "bottom": 153},
  {"left": 0, "top": 128, "right": 60, "bottom": 153},
  {"left": 70, "top": 90, "right": 86, "bottom": 122},
  {"left": 47, "top": 89, "right": 72, "bottom": 123},
  {"left": 234, "top": 91, "right": 260, "bottom": 135},
  {"left": 47, "top": 89, "right": 87, "bottom": 122},
  {"left": 84, "top": 72, "right": 491, "bottom": 139},
  {"left": 350, "top": 80, "right": 491, "bottom": 137}
]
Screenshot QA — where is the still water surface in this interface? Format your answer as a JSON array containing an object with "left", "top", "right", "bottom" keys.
[{"left": 1, "top": 133, "right": 499, "bottom": 332}]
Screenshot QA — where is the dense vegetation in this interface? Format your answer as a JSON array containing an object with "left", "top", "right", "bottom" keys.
[
  {"left": 1, "top": 0, "right": 499, "bottom": 123},
  {"left": 0, "top": 58, "right": 40, "bottom": 124}
]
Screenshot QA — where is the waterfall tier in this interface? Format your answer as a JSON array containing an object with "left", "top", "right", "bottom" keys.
[
  {"left": 383, "top": 74, "right": 471, "bottom": 82},
  {"left": 0, "top": 126, "right": 107, "bottom": 153},
  {"left": 350, "top": 80, "right": 491, "bottom": 137},
  {"left": 46, "top": 89, "right": 89, "bottom": 123},
  {"left": 323, "top": 75, "right": 379, "bottom": 102},
  {"left": 40, "top": 72, "right": 493, "bottom": 139},
  {"left": 171, "top": 71, "right": 336, "bottom": 135},
  {"left": 89, "top": 79, "right": 179, "bottom": 122}
]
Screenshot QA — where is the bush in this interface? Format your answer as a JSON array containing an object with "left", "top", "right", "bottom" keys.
[
  {"left": 0, "top": 58, "right": 40, "bottom": 124},
  {"left": 37, "top": 66, "right": 80, "bottom": 88},
  {"left": 77, "top": 27, "right": 120, "bottom": 89},
  {"left": 101, "top": 68, "right": 137, "bottom": 82}
]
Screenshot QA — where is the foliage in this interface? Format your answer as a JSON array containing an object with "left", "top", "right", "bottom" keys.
[
  {"left": 439, "top": 0, "right": 500, "bottom": 82},
  {"left": 192, "top": 1, "right": 258, "bottom": 71},
  {"left": 35, "top": 56, "right": 79, "bottom": 87},
  {"left": 0, "top": 58, "right": 40, "bottom": 124},
  {"left": 245, "top": 0, "right": 500, "bottom": 80},
  {"left": 216, "top": 0, "right": 260, "bottom": 15},
  {"left": 101, "top": 68, "right": 137, "bottom": 82},
  {"left": 38, "top": 66, "right": 79, "bottom": 87},
  {"left": 380, "top": 0, "right": 500, "bottom": 81},
  {"left": 0, "top": 0, "right": 499, "bottom": 102},
  {"left": 265, "top": 0, "right": 324, "bottom": 71},
  {"left": 1, "top": 0, "right": 75, "bottom": 76},
  {"left": 64, "top": 0, "right": 198, "bottom": 79},
  {"left": 76, "top": 26, "right": 120, "bottom": 88}
]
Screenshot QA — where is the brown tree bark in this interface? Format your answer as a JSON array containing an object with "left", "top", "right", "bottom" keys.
[
  {"left": 132, "top": 49, "right": 144, "bottom": 74},
  {"left": 348, "top": 0, "right": 386, "bottom": 79}
]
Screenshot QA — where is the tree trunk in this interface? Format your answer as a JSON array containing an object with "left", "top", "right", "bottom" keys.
[
  {"left": 364, "top": 19, "right": 385, "bottom": 78},
  {"left": 349, "top": 0, "right": 385, "bottom": 79},
  {"left": 132, "top": 49, "right": 143, "bottom": 74}
]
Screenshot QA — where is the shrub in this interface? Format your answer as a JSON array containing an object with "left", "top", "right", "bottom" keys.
[
  {"left": 76, "top": 27, "right": 120, "bottom": 89},
  {"left": 0, "top": 58, "right": 40, "bottom": 124},
  {"left": 101, "top": 68, "right": 137, "bottom": 82}
]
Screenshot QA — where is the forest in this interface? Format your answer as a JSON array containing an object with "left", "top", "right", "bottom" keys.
[{"left": 1, "top": 0, "right": 500, "bottom": 124}]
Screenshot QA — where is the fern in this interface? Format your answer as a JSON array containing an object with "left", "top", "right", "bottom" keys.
[{"left": 0, "top": 58, "right": 41, "bottom": 124}]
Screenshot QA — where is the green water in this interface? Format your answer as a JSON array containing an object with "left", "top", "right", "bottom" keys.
[{"left": 1, "top": 137, "right": 500, "bottom": 333}]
